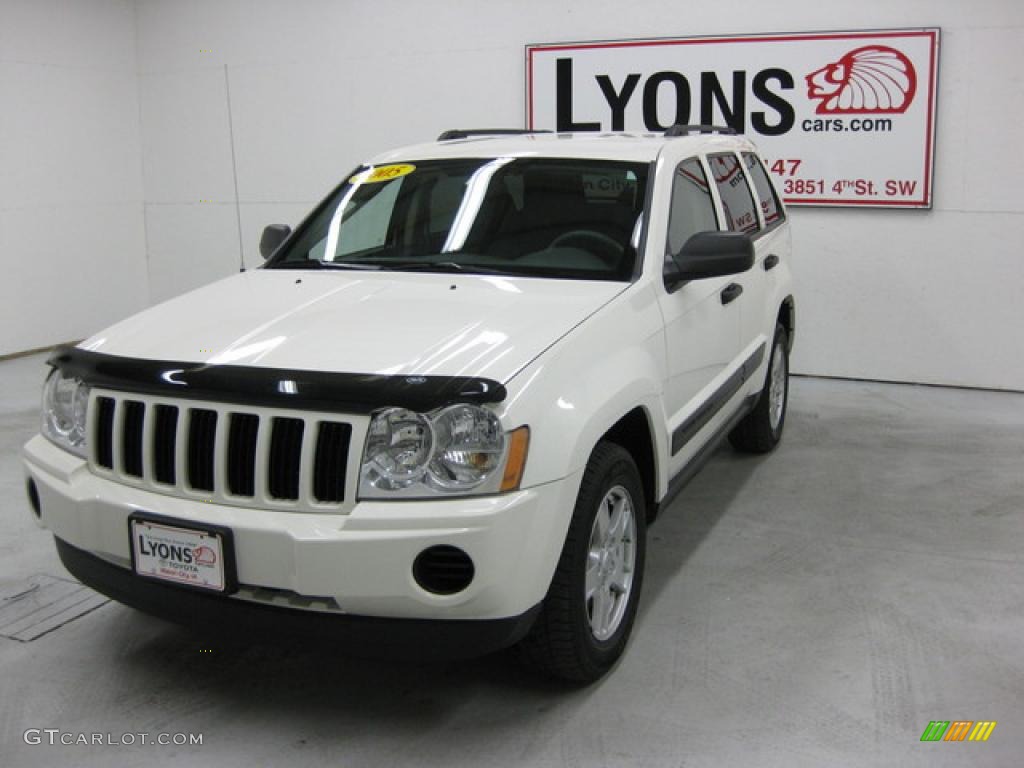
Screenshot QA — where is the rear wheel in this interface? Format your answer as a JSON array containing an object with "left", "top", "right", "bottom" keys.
[
  {"left": 519, "top": 442, "right": 647, "bottom": 682},
  {"left": 729, "top": 323, "right": 789, "bottom": 453}
]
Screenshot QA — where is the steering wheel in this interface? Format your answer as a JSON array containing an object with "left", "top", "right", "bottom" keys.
[{"left": 549, "top": 230, "right": 624, "bottom": 265}]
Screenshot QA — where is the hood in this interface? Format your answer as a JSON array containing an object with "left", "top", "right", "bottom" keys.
[{"left": 81, "top": 270, "right": 627, "bottom": 383}]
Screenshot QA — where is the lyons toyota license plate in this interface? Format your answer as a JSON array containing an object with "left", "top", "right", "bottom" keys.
[{"left": 129, "top": 514, "right": 235, "bottom": 593}]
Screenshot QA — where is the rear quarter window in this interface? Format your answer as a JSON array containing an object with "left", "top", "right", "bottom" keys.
[
  {"left": 742, "top": 152, "right": 786, "bottom": 232},
  {"left": 708, "top": 153, "right": 760, "bottom": 236}
]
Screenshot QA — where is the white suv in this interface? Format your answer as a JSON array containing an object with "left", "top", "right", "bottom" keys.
[{"left": 23, "top": 127, "right": 794, "bottom": 682}]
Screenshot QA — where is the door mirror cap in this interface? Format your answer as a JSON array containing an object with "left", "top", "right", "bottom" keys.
[
  {"left": 665, "top": 231, "right": 755, "bottom": 287},
  {"left": 260, "top": 224, "right": 292, "bottom": 260}
]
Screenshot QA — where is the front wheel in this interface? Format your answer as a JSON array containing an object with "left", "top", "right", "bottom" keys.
[
  {"left": 729, "top": 323, "right": 789, "bottom": 453},
  {"left": 518, "top": 442, "right": 647, "bottom": 682}
]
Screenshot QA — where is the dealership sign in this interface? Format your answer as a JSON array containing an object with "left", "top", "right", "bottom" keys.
[{"left": 527, "top": 29, "right": 940, "bottom": 207}]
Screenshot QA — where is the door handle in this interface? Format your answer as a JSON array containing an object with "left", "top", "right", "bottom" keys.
[
  {"left": 720, "top": 283, "right": 743, "bottom": 305},
  {"left": 764, "top": 254, "right": 780, "bottom": 271}
]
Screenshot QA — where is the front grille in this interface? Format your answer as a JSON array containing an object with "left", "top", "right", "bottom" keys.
[{"left": 89, "top": 392, "right": 356, "bottom": 511}]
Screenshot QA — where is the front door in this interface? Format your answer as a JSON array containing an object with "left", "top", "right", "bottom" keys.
[{"left": 657, "top": 156, "right": 743, "bottom": 476}]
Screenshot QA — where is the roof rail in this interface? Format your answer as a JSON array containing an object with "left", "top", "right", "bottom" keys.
[
  {"left": 437, "top": 129, "right": 552, "bottom": 141},
  {"left": 663, "top": 124, "right": 738, "bottom": 137}
]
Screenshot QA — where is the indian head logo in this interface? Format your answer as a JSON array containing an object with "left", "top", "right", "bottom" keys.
[
  {"left": 806, "top": 45, "right": 917, "bottom": 114},
  {"left": 192, "top": 545, "right": 217, "bottom": 566}
]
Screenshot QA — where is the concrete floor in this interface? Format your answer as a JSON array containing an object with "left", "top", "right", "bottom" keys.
[{"left": 1, "top": 351, "right": 1022, "bottom": 767}]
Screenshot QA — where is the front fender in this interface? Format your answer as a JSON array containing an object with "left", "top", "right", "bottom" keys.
[{"left": 497, "top": 283, "right": 668, "bottom": 495}]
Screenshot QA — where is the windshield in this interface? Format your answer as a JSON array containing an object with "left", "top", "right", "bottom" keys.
[{"left": 267, "top": 157, "right": 649, "bottom": 281}]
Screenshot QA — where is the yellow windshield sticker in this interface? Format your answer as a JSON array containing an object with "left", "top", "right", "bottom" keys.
[{"left": 349, "top": 164, "right": 416, "bottom": 185}]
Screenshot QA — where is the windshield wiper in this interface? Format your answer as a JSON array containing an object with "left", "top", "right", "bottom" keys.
[
  {"left": 364, "top": 260, "right": 521, "bottom": 276},
  {"left": 270, "top": 257, "right": 524, "bottom": 276},
  {"left": 266, "top": 259, "right": 381, "bottom": 271}
]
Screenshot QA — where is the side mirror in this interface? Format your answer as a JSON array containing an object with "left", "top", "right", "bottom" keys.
[
  {"left": 664, "top": 231, "right": 754, "bottom": 288},
  {"left": 259, "top": 224, "right": 292, "bottom": 260}
]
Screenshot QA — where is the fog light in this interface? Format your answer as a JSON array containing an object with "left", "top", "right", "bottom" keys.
[{"left": 413, "top": 546, "right": 475, "bottom": 595}]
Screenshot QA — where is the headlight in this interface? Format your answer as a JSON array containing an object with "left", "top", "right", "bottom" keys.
[
  {"left": 42, "top": 369, "right": 90, "bottom": 457},
  {"left": 428, "top": 404, "right": 505, "bottom": 489},
  {"left": 359, "top": 404, "right": 527, "bottom": 498},
  {"left": 361, "top": 408, "right": 435, "bottom": 489}
]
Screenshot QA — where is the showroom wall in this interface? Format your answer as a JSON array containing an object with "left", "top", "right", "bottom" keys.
[
  {"left": 0, "top": 0, "right": 148, "bottom": 357},
  {"left": 130, "top": 0, "right": 1024, "bottom": 390},
  {"left": 4, "top": 1, "right": 1022, "bottom": 392}
]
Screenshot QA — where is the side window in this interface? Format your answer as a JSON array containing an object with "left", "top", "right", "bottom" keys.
[
  {"left": 708, "top": 153, "right": 760, "bottom": 236},
  {"left": 742, "top": 152, "right": 785, "bottom": 231},
  {"left": 666, "top": 158, "right": 718, "bottom": 257}
]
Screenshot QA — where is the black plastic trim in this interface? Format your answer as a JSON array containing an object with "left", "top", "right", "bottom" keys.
[
  {"left": 720, "top": 282, "right": 743, "bottom": 305},
  {"left": 670, "top": 343, "right": 766, "bottom": 455},
  {"left": 658, "top": 393, "right": 759, "bottom": 514},
  {"left": 47, "top": 346, "right": 507, "bottom": 415},
  {"left": 55, "top": 537, "right": 540, "bottom": 660},
  {"left": 27, "top": 478, "right": 41, "bottom": 518}
]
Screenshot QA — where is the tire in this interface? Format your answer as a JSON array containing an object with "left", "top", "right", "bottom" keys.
[
  {"left": 729, "top": 323, "right": 789, "bottom": 453},
  {"left": 518, "top": 441, "right": 647, "bottom": 683}
]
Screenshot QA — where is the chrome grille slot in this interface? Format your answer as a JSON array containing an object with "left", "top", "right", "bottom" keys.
[
  {"left": 86, "top": 391, "right": 358, "bottom": 513},
  {"left": 186, "top": 409, "right": 218, "bottom": 492},
  {"left": 94, "top": 396, "right": 116, "bottom": 469},
  {"left": 152, "top": 404, "right": 178, "bottom": 485},
  {"left": 268, "top": 417, "right": 304, "bottom": 500},
  {"left": 121, "top": 401, "right": 145, "bottom": 477},
  {"left": 314, "top": 422, "right": 351, "bottom": 503},
  {"left": 227, "top": 413, "right": 259, "bottom": 497}
]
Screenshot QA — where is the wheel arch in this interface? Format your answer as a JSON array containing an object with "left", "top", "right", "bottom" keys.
[
  {"left": 597, "top": 406, "right": 659, "bottom": 522},
  {"left": 778, "top": 295, "right": 795, "bottom": 352}
]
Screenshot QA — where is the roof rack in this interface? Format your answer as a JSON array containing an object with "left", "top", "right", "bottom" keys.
[
  {"left": 663, "top": 124, "right": 738, "bottom": 137},
  {"left": 437, "top": 129, "right": 552, "bottom": 142}
]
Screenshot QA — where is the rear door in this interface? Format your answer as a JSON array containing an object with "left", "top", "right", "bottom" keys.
[
  {"left": 740, "top": 151, "right": 789, "bottom": 351},
  {"left": 707, "top": 151, "right": 772, "bottom": 372}
]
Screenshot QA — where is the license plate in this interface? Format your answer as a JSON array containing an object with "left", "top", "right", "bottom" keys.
[{"left": 129, "top": 516, "right": 232, "bottom": 592}]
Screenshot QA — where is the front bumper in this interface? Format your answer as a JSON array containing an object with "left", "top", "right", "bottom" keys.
[
  {"left": 24, "top": 435, "right": 580, "bottom": 626},
  {"left": 55, "top": 537, "right": 541, "bottom": 659}
]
